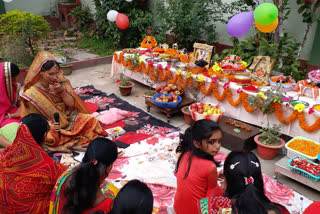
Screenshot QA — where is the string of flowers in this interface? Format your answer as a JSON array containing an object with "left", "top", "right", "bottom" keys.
[{"left": 113, "top": 52, "right": 320, "bottom": 132}]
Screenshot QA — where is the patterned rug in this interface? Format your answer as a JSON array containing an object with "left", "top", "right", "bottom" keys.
[{"left": 75, "top": 85, "right": 179, "bottom": 147}]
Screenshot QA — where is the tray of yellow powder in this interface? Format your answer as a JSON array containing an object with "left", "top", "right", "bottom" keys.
[{"left": 285, "top": 136, "right": 320, "bottom": 161}]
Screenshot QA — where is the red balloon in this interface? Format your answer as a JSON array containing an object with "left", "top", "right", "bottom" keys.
[{"left": 116, "top": 13, "right": 129, "bottom": 30}]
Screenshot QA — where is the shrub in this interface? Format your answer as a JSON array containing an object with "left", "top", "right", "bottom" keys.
[
  {"left": 0, "top": 10, "right": 50, "bottom": 55},
  {"left": 70, "top": 6, "right": 94, "bottom": 30},
  {"left": 93, "top": 0, "right": 153, "bottom": 48}
]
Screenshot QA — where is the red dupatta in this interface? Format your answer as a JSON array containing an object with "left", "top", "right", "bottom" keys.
[{"left": 0, "top": 124, "right": 67, "bottom": 214}]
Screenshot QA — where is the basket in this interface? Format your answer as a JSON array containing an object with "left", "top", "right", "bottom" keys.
[
  {"left": 269, "top": 76, "right": 296, "bottom": 92},
  {"left": 152, "top": 94, "right": 182, "bottom": 109},
  {"left": 287, "top": 156, "right": 320, "bottom": 182},
  {"left": 189, "top": 103, "right": 225, "bottom": 122},
  {"left": 285, "top": 136, "right": 320, "bottom": 161}
]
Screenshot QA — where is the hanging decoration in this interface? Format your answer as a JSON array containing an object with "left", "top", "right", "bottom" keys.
[
  {"left": 116, "top": 13, "right": 130, "bottom": 29},
  {"left": 125, "top": 0, "right": 133, "bottom": 2},
  {"left": 227, "top": 11, "right": 254, "bottom": 37},
  {"left": 255, "top": 18, "right": 279, "bottom": 33},
  {"left": 254, "top": 3, "right": 278, "bottom": 25},
  {"left": 107, "top": 10, "right": 118, "bottom": 22}
]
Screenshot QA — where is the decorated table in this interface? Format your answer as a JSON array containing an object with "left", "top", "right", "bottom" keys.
[{"left": 112, "top": 51, "right": 320, "bottom": 142}]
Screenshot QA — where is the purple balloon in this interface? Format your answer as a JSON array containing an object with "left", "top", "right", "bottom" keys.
[{"left": 227, "top": 11, "right": 254, "bottom": 37}]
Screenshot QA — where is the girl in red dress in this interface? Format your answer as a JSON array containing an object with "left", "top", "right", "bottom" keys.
[{"left": 174, "top": 119, "right": 225, "bottom": 214}]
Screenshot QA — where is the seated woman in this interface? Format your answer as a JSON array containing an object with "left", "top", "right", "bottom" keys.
[
  {"left": 21, "top": 51, "right": 103, "bottom": 152},
  {"left": 109, "top": 179, "right": 153, "bottom": 214},
  {"left": 174, "top": 120, "right": 224, "bottom": 214},
  {"left": 198, "top": 151, "right": 290, "bottom": 214},
  {"left": 0, "top": 62, "right": 21, "bottom": 151},
  {"left": 49, "top": 137, "right": 118, "bottom": 214},
  {"left": 0, "top": 113, "right": 67, "bottom": 213}
]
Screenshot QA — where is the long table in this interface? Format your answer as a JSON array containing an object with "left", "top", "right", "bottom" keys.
[{"left": 112, "top": 51, "right": 320, "bottom": 142}]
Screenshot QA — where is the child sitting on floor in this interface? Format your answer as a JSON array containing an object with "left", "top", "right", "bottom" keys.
[{"left": 174, "top": 119, "right": 225, "bottom": 214}]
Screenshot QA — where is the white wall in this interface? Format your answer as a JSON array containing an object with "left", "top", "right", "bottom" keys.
[{"left": 80, "top": 0, "right": 95, "bottom": 15}]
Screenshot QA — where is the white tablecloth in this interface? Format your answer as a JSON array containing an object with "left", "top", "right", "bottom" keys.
[{"left": 112, "top": 51, "right": 320, "bottom": 142}]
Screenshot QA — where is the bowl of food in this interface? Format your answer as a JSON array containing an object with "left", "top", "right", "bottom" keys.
[
  {"left": 291, "top": 100, "right": 310, "bottom": 108},
  {"left": 152, "top": 94, "right": 182, "bottom": 109},
  {"left": 313, "top": 104, "right": 320, "bottom": 113},
  {"left": 189, "top": 103, "right": 225, "bottom": 122}
]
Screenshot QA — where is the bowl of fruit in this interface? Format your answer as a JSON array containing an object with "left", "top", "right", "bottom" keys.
[
  {"left": 189, "top": 103, "right": 225, "bottom": 122},
  {"left": 152, "top": 94, "right": 182, "bottom": 109}
]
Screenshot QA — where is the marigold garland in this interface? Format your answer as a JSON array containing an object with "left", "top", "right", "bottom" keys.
[
  {"left": 140, "top": 36, "right": 157, "bottom": 48},
  {"left": 113, "top": 52, "right": 320, "bottom": 132}
]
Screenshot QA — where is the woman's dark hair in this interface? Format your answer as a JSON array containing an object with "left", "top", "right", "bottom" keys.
[
  {"left": 63, "top": 138, "right": 118, "bottom": 214},
  {"left": 175, "top": 119, "right": 222, "bottom": 178},
  {"left": 109, "top": 180, "right": 153, "bottom": 214},
  {"left": 224, "top": 151, "right": 282, "bottom": 214},
  {"left": 10, "top": 63, "right": 20, "bottom": 78},
  {"left": 41, "top": 60, "right": 60, "bottom": 72},
  {"left": 21, "top": 113, "right": 49, "bottom": 146}
]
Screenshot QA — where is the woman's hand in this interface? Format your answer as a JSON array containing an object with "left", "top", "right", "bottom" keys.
[
  {"left": 51, "top": 122, "right": 61, "bottom": 133},
  {"left": 49, "top": 82, "right": 64, "bottom": 94}
]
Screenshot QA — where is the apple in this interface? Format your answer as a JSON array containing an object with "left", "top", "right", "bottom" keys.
[
  {"left": 198, "top": 109, "right": 204, "bottom": 114},
  {"left": 190, "top": 103, "right": 198, "bottom": 109},
  {"left": 161, "top": 83, "right": 167, "bottom": 87}
]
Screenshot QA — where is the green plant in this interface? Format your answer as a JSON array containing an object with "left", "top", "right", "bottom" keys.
[
  {"left": 125, "top": 52, "right": 141, "bottom": 69},
  {"left": 0, "top": 10, "right": 50, "bottom": 55},
  {"left": 70, "top": 6, "right": 94, "bottom": 30},
  {"left": 117, "top": 73, "right": 132, "bottom": 87},
  {"left": 248, "top": 86, "right": 286, "bottom": 115},
  {"left": 94, "top": 0, "right": 153, "bottom": 48},
  {"left": 259, "top": 122, "right": 282, "bottom": 146}
]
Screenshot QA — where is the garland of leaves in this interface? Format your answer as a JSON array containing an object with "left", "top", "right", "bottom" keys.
[{"left": 114, "top": 52, "right": 320, "bottom": 132}]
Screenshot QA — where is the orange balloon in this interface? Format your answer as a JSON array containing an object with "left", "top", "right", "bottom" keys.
[{"left": 255, "top": 18, "right": 278, "bottom": 33}]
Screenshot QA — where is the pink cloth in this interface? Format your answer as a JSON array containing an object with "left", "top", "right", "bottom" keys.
[
  {"left": 92, "top": 108, "right": 129, "bottom": 125},
  {"left": 0, "top": 62, "right": 19, "bottom": 127}
]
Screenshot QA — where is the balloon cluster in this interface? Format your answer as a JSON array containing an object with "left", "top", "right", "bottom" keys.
[
  {"left": 227, "top": 3, "right": 279, "bottom": 37},
  {"left": 107, "top": 0, "right": 147, "bottom": 29}
]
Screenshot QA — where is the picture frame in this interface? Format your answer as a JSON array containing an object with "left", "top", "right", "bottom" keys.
[
  {"left": 190, "top": 43, "right": 215, "bottom": 68},
  {"left": 249, "top": 56, "right": 275, "bottom": 86}
]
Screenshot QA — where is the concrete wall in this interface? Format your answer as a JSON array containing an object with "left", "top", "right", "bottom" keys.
[
  {"left": 4, "top": 0, "right": 58, "bottom": 17},
  {"left": 80, "top": 0, "right": 95, "bottom": 15}
]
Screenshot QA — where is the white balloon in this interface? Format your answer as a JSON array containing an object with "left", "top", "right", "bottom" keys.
[
  {"left": 107, "top": 10, "right": 118, "bottom": 22},
  {"left": 125, "top": 0, "right": 133, "bottom": 2},
  {"left": 3, "top": 0, "right": 13, "bottom": 2}
]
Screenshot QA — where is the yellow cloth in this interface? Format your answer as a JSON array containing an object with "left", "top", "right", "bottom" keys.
[{"left": 21, "top": 51, "right": 103, "bottom": 151}]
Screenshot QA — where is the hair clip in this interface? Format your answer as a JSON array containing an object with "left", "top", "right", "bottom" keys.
[
  {"left": 250, "top": 161, "right": 259, "bottom": 168},
  {"left": 244, "top": 176, "right": 254, "bottom": 185},
  {"left": 89, "top": 158, "right": 98, "bottom": 166},
  {"left": 230, "top": 162, "right": 240, "bottom": 170}
]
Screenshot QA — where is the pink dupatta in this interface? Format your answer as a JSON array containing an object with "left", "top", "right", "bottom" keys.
[{"left": 0, "top": 62, "right": 20, "bottom": 127}]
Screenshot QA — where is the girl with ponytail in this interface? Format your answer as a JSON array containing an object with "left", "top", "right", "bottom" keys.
[
  {"left": 174, "top": 119, "right": 225, "bottom": 214},
  {"left": 198, "top": 151, "right": 289, "bottom": 214},
  {"left": 49, "top": 138, "right": 118, "bottom": 214}
]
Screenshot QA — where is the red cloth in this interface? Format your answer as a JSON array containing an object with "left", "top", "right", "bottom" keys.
[
  {"left": 174, "top": 152, "right": 224, "bottom": 214},
  {"left": 304, "top": 201, "right": 320, "bottom": 214},
  {"left": 114, "top": 131, "right": 152, "bottom": 144},
  {"left": 84, "top": 101, "right": 99, "bottom": 114},
  {"left": 0, "top": 124, "right": 67, "bottom": 214}
]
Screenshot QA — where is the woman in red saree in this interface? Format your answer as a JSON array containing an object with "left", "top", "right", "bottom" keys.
[
  {"left": 0, "top": 62, "right": 21, "bottom": 151},
  {"left": 21, "top": 51, "right": 103, "bottom": 152},
  {"left": 0, "top": 113, "right": 67, "bottom": 213}
]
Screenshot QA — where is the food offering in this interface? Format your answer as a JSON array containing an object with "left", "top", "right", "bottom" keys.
[
  {"left": 152, "top": 94, "right": 182, "bottom": 109},
  {"left": 219, "top": 55, "right": 247, "bottom": 73},
  {"left": 288, "top": 156, "right": 320, "bottom": 182},
  {"left": 155, "top": 83, "right": 183, "bottom": 96},
  {"left": 189, "top": 103, "right": 225, "bottom": 122},
  {"left": 269, "top": 75, "right": 296, "bottom": 91},
  {"left": 285, "top": 136, "right": 320, "bottom": 161}
]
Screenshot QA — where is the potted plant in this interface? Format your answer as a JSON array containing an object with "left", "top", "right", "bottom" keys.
[
  {"left": 117, "top": 73, "right": 134, "bottom": 96},
  {"left": 54, "top": 48, "right": 72, "bottom": 75},
  {"left": 181, "top": 105, "right": 192, "bottom": 125},
  {"left": 248, "top": 86, "right": 287, "bottom": 159},
  {"left": 254, "top": 123, "right": 285, "bottom": 160}
]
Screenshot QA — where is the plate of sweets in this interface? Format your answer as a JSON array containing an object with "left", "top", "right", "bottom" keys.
[
  {"left": 219, "top": 55, "right": 247, "bottom": 73},
  {"left": 242, "top": 85, "right": 259, "bottom": 93}
]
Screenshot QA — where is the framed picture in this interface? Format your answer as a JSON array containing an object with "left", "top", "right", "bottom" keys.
[
  {"left": 190, "top": 43, "right": 215, "bottom": 68},
  {"left": 249, "top": 56, "right": 275, "bottom": 86}
]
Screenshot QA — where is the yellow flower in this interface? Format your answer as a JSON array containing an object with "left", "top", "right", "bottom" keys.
[
  {"left": 197, "top": 75, "right": 204, "bottom": 82},
  {"left": 176, "top": 70, "right": 183, "bottom": 75},
  {"left": 294, "top": 103, "right": 305, "bottom": 113},
  {"left": 139, "top": 58, "right": 144, "bottom": 63},
  {"left": 212, "top": 62, "right": 222, "bottom": 73},
  {"left": 256, "top": 92, "right": 265, "bottom": 99},
  {"left": 242, "top": 61, "right": 248, "bottom": 68},
  {"left": 186, "top": 72, "right": 193, "bottom": 78}
]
